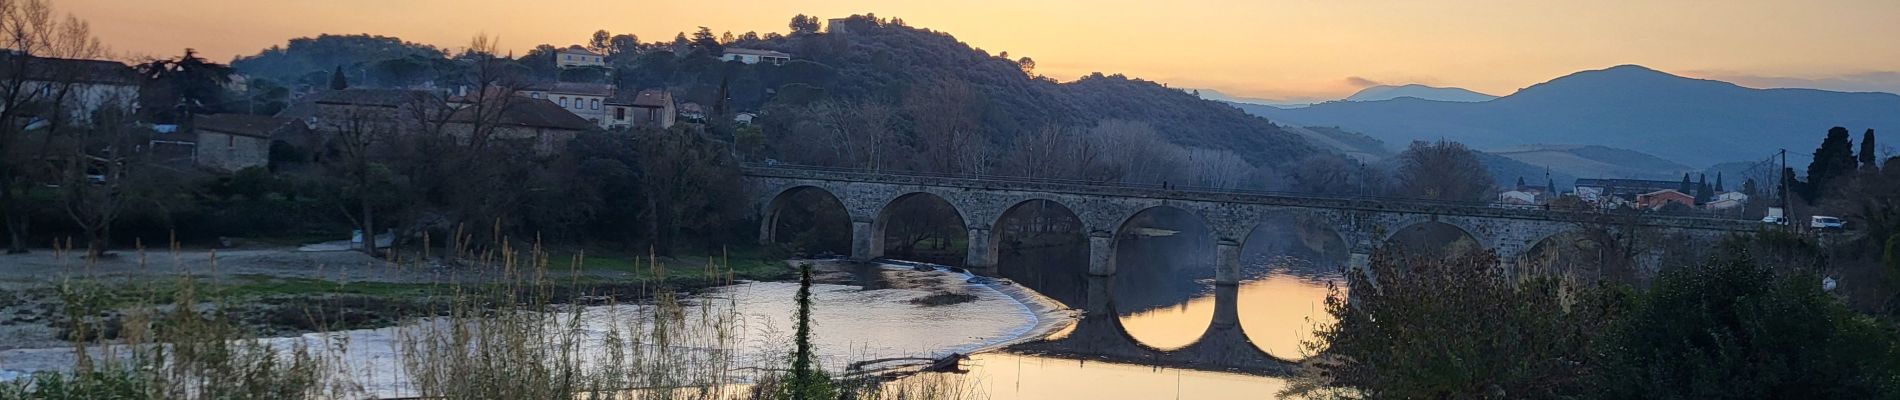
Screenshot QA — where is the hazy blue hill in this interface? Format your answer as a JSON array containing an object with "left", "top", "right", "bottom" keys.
[
  {"left": 1477, "top": 152, "right": 1579, "bottom": 191},
  {"left": 1345, "top": 84, "right": 1496, "bottom": 102},
  {"left": 1489, "top": 144, "right": 1694, "bottom": 181},
  {"left": 1244, "top": 65, "right": 1900, "bottom": 166}
]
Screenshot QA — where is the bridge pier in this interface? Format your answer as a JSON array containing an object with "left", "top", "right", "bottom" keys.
[
  {"left": 1088, "top": 234, "right": 1116, "bottom": 276},
  {"left": 850, "top": 221, "right": 882, "bottom": 261},
  {"left": 964, "top": 227, "right": 998, "bottom": 275},
  {"left": 1216, "top": 240, "right": 1242, "bottom": 285}
]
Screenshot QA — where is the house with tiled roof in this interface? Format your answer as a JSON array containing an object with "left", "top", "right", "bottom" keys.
[
  {"left": 556, "top": 46, "right": 606, "bottom": 69},
  {"left": 520, "top": 82, "right": 613, "bottom": 126},
  {"left": 604, "top": 89, "right": 674, "bottom": 130},
  {"left": 447, "top": 98, "right": 595, "bottom": 154}
]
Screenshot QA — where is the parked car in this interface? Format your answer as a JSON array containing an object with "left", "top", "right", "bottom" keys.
[
  {"left": 1762, "top": 215, "right": 1788, "bottom": 225},
  {"left": 1811, "top": 215, "right": 1845, "bottom": 230}
]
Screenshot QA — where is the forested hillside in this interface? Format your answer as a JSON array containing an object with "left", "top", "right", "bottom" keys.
[{"left": 229, "top": 15, "right": 1319, "bottom": 188}]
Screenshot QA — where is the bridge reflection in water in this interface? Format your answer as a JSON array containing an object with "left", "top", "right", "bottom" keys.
[{"left": 1010, "top": 275, "right": 1305, "bottom": 375}]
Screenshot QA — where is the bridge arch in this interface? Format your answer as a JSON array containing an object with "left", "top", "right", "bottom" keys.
[
  {"left": 1110, "top": 205, "right": 1219, "bottom": 351},
  {"left": 1381, "top": 217, "right": 1487, "bottom": 259},
  {"left": 871, "top": 191, "right": 971, "bottom": 266},
  {"left": 988, "top": 198, "right": 1091, "bottom": 301},
  {"left": 757, "top": 185, "right": 854, "bottom": 256}
]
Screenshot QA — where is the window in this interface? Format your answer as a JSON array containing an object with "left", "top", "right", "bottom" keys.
[
  {"left": 560, "top": 97, "right": 569, "bottom": 107},
  {"left": 591, "top": 99, "right": 599, "bottom": 110},
  {"left": 615, "top": 107, "right": 626, "bottom": 120}
]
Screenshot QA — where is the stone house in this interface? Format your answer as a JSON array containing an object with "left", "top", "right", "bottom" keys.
[
  {"left": 1635, "top": 189, "right": 1695, "bottom": 210},
  {"left": 605, "top": 89, "right": 675, "bottom": 130},
  {"left": 520, "top": 82, "right": 613, "bottom": 127},
  {"left": 445, "top": 98, "right": 596, "bottom": 155},
  {"left": 190, "top": 114, "right": 293, "bottom": 172}
]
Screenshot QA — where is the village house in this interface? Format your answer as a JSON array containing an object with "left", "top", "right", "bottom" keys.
[
  {"left": 720, "top": 48, "right": 791, "bottom": 65},
  {"left": 1497, "top": 190, "right": 1540, "bottom": 206},
  {"left": 1635, "top": 189, "right": 1695, "bottom": 210},
  {"left": 0, "top": 55, "right": 141, "bottom": 126},
  {"left": 187, "top": 114, "right": 297, "bottom": 172},
  {"left": 446, "top": 98, "right": 595, "bottom": 155},
  {"left": 519, "top": 82, "right": 613, "bottom": 126},
  {"left": 555, "top": 46, "right": 606, "bottom": 69},
  {"left": 605, "top": 89, "right": 675, "bottom": 130},
  {"left": 1573, "top": 178, "right": 1687, "bottom": 204}
]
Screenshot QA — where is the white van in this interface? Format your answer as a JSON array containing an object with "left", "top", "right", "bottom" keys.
[{"left": 1810, "top": 216, "right": 1845, "bottom": 230}]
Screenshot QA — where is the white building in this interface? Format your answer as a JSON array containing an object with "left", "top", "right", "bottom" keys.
[
  {"left": 720, "top": 48, "right": 791, "bottom": 65},
  {"left": 0, "top": 56, "right": 140, "bottom": 126},
  {"left": 555, "top": 46, "right": 606, "bottom": 69}
]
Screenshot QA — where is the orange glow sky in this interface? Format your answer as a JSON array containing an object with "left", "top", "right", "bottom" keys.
[{"left": 60, "top": 0, "right": 1900, "bottom": 101}]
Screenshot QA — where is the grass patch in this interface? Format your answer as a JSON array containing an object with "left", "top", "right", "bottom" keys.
[{"left": 907, "top": 293, "right": 979, "bottom": 307}]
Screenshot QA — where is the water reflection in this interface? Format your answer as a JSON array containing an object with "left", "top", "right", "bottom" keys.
[{"left": 956, "top": 352, "right": 1294, "bottom": 400}]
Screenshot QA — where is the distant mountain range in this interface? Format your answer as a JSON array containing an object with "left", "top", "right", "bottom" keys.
[
  {"left": 1236, "top": 65, "right": 1900, "bottom": 167},
  {"left": 1344, "top": 84, "right": 1496, "bottom": 103}
]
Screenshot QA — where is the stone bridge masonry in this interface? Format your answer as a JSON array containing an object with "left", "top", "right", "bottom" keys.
[{"left": 745, "top": 166, "right": 1764, "bottom": 283}]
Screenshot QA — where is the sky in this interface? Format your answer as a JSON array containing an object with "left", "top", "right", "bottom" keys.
[{"left": 60, "top": 0, "right": 1900, "bottom": 102}]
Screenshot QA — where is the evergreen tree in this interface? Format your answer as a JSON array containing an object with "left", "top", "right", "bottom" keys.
[
  {"left": 329, "top": 65, "right": 348, "bottom": 90},
  {"left": 1696, "top": 174, "right": 1713, "bottom": 203},
  {"left": 1742, "top": 178, "right": 1758, "bottom": 197},
  {"left": 1862, "top": 129, "right": 1879, "bottom": 172},
  {"left": 788, "top": 14, "right": 822, "bottom": 35},
  {"left": 1805, "top": 127, "right": 1857, "bottom": 201},
  {"left": 1516, "top": 176, "right": 1527, "bottom": 190},
  {"left": 1715, "top": 172, "right": 1725, "bottom": 192},
  {"left": 1681, "top": 173, "right": 1693, "bottom": 192}
]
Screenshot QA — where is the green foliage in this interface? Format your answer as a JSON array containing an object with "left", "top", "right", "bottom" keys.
[
  {"left": 0, "top": 366, "right": 148, "bottom": 400},
  {"left": 1302, "top": 250, "right": 1619, "bottom": 399},
  {"left": 1806, "top": 126, "right": 1859, "bottom": 202},
  {"left": 778, "top": 263, "right": 838, "bottom": 400},
  {"left": 1594, "top": 250, "right": 1900, "bottom": 399},
  {"left": 232, "top": 34, "right": 446, "bottom": 86}
]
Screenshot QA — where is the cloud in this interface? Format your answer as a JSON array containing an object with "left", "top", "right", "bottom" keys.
[
  {"left": 1343, "top": 76, "right": 1383, "bottom": 88},
  {"left": 1686, "top": 70, "right": 1900, "bottom": 95}
]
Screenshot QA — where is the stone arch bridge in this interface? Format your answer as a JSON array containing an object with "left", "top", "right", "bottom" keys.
[{"left": 747, "top": 165, "right": 1762, "bottom": 283}]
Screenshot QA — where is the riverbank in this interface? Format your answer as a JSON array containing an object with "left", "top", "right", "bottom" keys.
[
  {"left": 0, "top": 254, "right": 1077, "bottom": 398},
  {"left": 0, "top": 245, "right": 793, "bottom": 351}
]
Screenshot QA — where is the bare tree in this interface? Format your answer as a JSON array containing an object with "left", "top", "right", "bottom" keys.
[
  {"left": 0, "top": 0, "right": 105, "bottom": 253},
  {"left": 1394, "top": 140, "right": 1493, "bottom": 202},
  {"left": 905, "top": 79, "right": 988, "bottom": 175},
  {"left": 52, "top": 104, "right": 153, "bottom": 258},
  {"left": 1288, "top": 153, "right": 1387, "bottom": 196},
  {"left": 315, "top": 101, "right": 401, "bottom": 255}
]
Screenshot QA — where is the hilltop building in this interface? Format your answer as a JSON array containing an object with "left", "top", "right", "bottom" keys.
[{"left": 555, "top": 46, "right": 606, "bottom": 69}]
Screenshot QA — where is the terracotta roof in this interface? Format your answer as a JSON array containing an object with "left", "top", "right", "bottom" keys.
[
  {"left": 450, "top": 98, "right": 595, "bottom": 131},
  {"left": 723, "top": 48, "right": 790, "bottom": 58},
  {"left": 195, "top": 114, "right": 293, "bottom": 139},
  {"left": 524, "top": 82, "right": 613, "bottom": 97},
  {"left": 0, "top": 55, "right": 139, "bottom": 85},
  {"left": 610, "top": 89, "right": 672, "bottom": 108}
]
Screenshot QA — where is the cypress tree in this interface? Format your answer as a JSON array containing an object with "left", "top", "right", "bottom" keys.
[
  {"left": 1696, "top": 174, "right": 1713, "bottom": 203},
  {"left": 1715, "top": 172, "right": 1725, "bottom": 192},
  {"left": 1806, "top": 127, "right": 1856, "bottom": 200},
  {"left": 1516, "top": 176, "right": 1527, "bottom": 190},
  {"left": 329, "top": 65, "right": 349, "bottom": 90},
  {"left": 1862, "top": 129, "right": 1879, "bottom": 172},
  {"left": 1681, "top": 173, "right": 1692, "bottom": 192}
]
